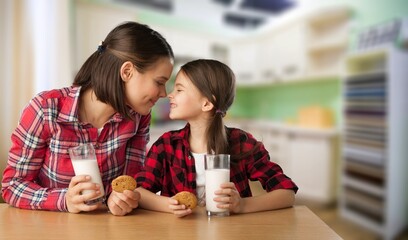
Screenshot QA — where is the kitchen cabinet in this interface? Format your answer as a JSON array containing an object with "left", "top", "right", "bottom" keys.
[
  {"left": 305, "top": 6, "right": 350, "bottom": 78},
  {"left": 287, "top": 131, "right": 339, "bottom": 203},
  {"left": 267, "top": 23, "right": 307, "bottom": 82},
  {"left": 228, "top": 40, "right": 260, "bottom": 84},
  {"left": 154, "top": 26, "right": 214, "bottom": 59},
  {"left": 229, "top": 5, "right": 351, "bottom": 86}
]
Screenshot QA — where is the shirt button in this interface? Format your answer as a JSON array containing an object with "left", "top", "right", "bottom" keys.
[{"left": 94, "top": 143, "right": 100, "bottom": 149}]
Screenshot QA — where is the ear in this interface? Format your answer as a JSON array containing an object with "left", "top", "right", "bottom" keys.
[
  {"left": 202, "top": 98, "right": 214, "bottom": 113},
  {"left": 120, "top": 61, "right": 134, "bottom": 82}
]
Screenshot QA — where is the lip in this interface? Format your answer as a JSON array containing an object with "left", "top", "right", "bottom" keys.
[{"left": 150, "top": 99, "right": 158, "bottom": 106}]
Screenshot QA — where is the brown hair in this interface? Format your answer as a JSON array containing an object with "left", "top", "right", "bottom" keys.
[
  {"left": 180, "top": 59, "right": 235, "bottom": 155},
  {"left": 73, "top": 21, "right": 174, "bottom": 120}
]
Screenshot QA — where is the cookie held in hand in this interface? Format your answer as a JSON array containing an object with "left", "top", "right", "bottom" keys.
[
  {"left": 112, "top": 175, "right": 137, "bottom": 193},
  {"left": 173, "top": 191, "right": 198, "bottom": 209}
]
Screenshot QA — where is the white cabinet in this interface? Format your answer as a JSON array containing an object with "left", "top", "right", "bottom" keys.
[
  {"left": 287, "top": 132, "right": 338, "bottom": 203},
  {"left": 153, "top": 26, "right": 214, "bottom": 59},
  {"left": 229, "top": 5, "right": 351, "bottom": 86},
  {"left": 229, "top": 22, "right": 308, "bottom": 85},
  {"left": 267, "top": 23, "right": 308, "bottom": 81},
  {"left": 228, "top": 41, "right": 260, "bottom": 84},
  {"left": 257, "top": 23, "right": 308, "bottom": 83},
  {"left": 305, "top": 6, "right": 350, "bottom": 78}
]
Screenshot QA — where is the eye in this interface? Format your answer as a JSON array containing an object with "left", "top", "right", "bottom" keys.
[{"left": 156, "top": 81, "right": 165, "bottom": 86}]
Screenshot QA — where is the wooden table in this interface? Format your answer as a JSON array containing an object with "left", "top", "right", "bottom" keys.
[{"left": 0, "top": 204, "right": 341, "bottom": 240}]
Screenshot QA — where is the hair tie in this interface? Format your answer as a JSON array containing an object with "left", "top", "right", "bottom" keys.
[
  {"left": 216, "top": 109, "right": 226, "bottom": 118},
  {"left": 97, "top": 41, "right": 105, "bottom": 54}
]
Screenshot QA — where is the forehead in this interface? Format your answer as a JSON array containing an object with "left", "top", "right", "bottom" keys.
[
  {"left": 175, "top": 71, "right": 191, "bottom": 85},
  {"left": 175, "top": 71, "right": 201, "bottom": 91},
  {"left": 144, "top": 57, "right": 173, "bottom": 78}
]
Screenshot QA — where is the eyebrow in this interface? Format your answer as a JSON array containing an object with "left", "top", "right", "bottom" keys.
[
  {"left": 175, "top": 83, "right": 185, "bottom": 88},
  {"left": 156, "top": 76, "right": 169, "bottom": 81}
]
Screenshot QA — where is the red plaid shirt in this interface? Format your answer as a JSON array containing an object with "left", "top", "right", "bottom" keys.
[
  {"left": 137, "top": 124, "right": 298, "bottom": 197},
  {"left": 2, "top": 86, "right": 150, "bottom": 211}
]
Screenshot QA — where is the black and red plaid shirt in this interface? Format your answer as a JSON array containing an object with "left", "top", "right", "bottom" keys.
[{"left": 137, "top": 124, "right": 298, "bottom": 197}]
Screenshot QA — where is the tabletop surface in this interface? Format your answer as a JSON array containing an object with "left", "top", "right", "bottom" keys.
[{"left": 0, "top": 204, "right": 342, "bottom": 240}]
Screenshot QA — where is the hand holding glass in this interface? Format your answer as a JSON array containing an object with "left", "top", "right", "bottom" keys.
[
  {"left": 68, "top": 143, "right": 105, "bottom": 205},
  {"left": 205, "top": 154, "right": 230, "bottom": 217}
]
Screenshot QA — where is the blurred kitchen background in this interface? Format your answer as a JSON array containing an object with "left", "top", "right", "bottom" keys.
[{"left": 1, "top": 0, "right": 408, "bottom": 239}]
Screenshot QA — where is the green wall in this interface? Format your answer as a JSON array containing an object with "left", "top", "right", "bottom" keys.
[{"left": 230, "top": 78, "right": 342, "bottom": 125}]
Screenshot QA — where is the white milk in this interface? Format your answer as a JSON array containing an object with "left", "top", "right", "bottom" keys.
[
  {"left": 71, "top": 159, "right": 105, "bottom": 199},
  {"left": 205, "top": 169, "right": 230, "bottom": 212}
]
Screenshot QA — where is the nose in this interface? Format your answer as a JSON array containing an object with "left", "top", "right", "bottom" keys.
[
  {"left": 167, "top": 91, "right": 173, "bottom": 99},
  {"left": 159, "top": 87, "right": 167, "bottom": 98}
]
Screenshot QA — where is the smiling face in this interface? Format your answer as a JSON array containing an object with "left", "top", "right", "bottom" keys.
[
  {"left": 123, "top": 57, "right": 173, "bottom": 115},
  {"left": 167, "top": 70, "right": 213, "bottom": 122}
]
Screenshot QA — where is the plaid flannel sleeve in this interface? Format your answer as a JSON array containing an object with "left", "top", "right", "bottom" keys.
[{"left": 1, "top": 97, "right": 68, "bottom": 211}]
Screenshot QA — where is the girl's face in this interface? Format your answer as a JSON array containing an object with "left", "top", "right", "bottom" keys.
[
  {"left": 124, "top": 57, "right": 173, "bottom": 115},
  {"left": 168, "top": 71, "right": 209, "bottom": 121}
]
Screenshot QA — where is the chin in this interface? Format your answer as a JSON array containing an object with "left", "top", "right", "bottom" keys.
[
  {"left": 135, "top": 107, "right": 152, "bottom": 116},
  {"left": 168, "top": 112, "right": 179, "bottom": 120}
]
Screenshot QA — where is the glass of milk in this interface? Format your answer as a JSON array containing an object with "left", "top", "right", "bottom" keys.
[
  {"left": 68, "top": 143, "right": 105, "bottom": 205},
  {"left": 205, "top": 154, "right": 230, "bottom": 217}
]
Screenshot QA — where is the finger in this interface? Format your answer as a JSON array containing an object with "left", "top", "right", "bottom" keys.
[
  {"left": 216, "top": 203, "right": 230, "bottom": 209},
  {"left": 214, "top": 188, "right": 233, "bottom": 196},
  {"left": 78, "top": 202, "right": 100, "bottom": 212},
  {"left": 173, "top": 208, "right": 192, "bottom": 218},
  {"left": 168, "top": 198, "right": 179, "bottom": 205},
  {"left": 69, "top": 175, "right": 91, "bottom": 188},
  {"left": 68, "top": 197, "right": 100, "bottom": 213},
  {"left": 71, "top": 182, "right": 101, "bottom": 199},
  {"left": 82, "top": 190, "right": 103, "bottom": 203},
  {"left": 112, "top": 193, "right": 133, "bottom": 214},
  {"left": 213, "top": 196, "right": 231, "bottom": 204},
  {"left": 108, "top": 202, "right": 125, "bottom": 216},
  {"left": 169, "top": 203, "right": 186, "bottom": 211},
  {"left": 123, "top": 190, "right": 140, "bottom": 201},
  {"left": 121, "top": 190, "right": 140, "bottom": 208},
  {"left": 220, "top": 182, "right": 235, "bottom": 188}
]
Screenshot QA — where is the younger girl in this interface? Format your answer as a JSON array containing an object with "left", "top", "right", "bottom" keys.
[{"left": 137, "top": 59, "right": 298, "bottom": 217}]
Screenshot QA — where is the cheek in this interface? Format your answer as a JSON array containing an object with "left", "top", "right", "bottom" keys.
[{"left": 124, "top": 85, "right": 142, "bottom": 107}]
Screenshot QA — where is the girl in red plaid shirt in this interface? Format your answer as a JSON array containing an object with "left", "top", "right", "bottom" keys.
[
  {"left": 1, "top": 22, "right": 174, "bottom": 215},
  {"left": 137, "top": 59, "right": 298, "bottom": 217}
]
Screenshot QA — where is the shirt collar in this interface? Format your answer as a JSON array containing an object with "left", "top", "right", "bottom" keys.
[
  {"left": 56, "top": 86, "right": 81, "bottom": 123},
  {"left": 172, "top": 123, "right": 191, "bottom": 142},
  {"left": 56, "top": 86, "right": 129, "bottom": 123}
]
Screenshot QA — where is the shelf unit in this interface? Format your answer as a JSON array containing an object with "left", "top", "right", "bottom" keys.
[
  {"left": 340, "top": 46, "right": 408, "bottom": 240},
  {"left": 304, "top": 5, "right": 351, "bottom": 78}
]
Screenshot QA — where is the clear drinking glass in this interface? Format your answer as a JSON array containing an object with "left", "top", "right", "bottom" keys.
[
  {"left": 68, "top": 143, "right": 105, "bottom": 205},
  {"left": 205, "top": 154, "right": 230, "bottom": 217}
]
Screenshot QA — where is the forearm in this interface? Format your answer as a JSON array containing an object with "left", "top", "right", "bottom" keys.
[
  {"left": 2, "top": 178, "right": 68, "bottom": 211},
  {"left": 241, "top": 189, "right": 295, "bottom": 213},
  {"left": 137, "top": 187, "right": 172, "bottom": 213}
]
